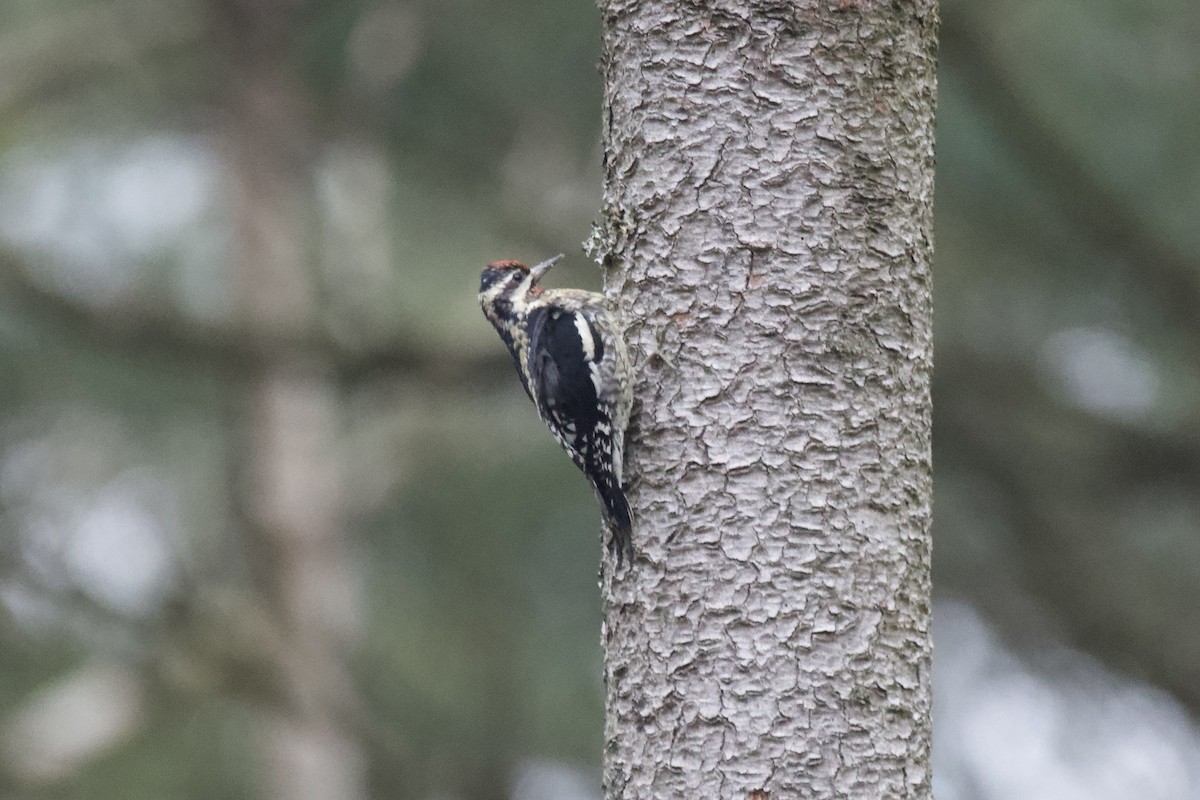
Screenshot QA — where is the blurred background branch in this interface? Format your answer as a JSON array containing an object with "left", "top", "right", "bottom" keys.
[{"left": 0, "top": 246, "right": 511, "bottom": 390}]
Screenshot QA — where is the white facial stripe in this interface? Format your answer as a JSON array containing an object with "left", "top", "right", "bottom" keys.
[
  {"left": 574, "top": 314, "right": 596, "bottom": 361},
  {"left": 509, "top": 273, "right": 535, "bottom": 311},
  {"left": 481, "top": 270, "right": 533, "bottom": 311}
]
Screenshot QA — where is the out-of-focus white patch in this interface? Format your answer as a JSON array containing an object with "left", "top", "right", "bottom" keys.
[
  {"left": 511, "top": 759, "right": 600, "bottom": 800},
  {"left": 1, "top": 662, "right": 145, "bottom": 784},
  {"left": 1041, "top": 326, "right": 1160, "bottom": 419},
  {"left": 0, "top": 135, "right": 227, "bottom": 314},
  {"left": 66, "top": 474, "right": 176, "bottom": 615},
  {"left": 0, "top": 408, "right": 181, "bottom": 620},
  {"left": 933, "top": 600, "right": 1200, "bottom": 800}
]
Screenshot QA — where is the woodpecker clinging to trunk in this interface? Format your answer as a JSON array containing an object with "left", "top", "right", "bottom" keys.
[{"left": 479, "top": 255, "right": 634, "bottom": 567}]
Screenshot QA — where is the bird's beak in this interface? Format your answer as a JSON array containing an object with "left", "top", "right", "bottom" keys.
[{"left": 530, "top": 254, "right": 564, "bottom": 281}]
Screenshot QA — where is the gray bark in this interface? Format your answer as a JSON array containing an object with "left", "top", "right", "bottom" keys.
[{"left": 596, "top": 2, "right": 936, "bottom": 798}]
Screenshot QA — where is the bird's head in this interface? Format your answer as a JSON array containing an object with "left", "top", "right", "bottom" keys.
[{"left": 478, "top": 254, "right": 562, "bottom": 309}]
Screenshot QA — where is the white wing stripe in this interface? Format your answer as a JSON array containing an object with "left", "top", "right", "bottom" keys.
[
  {"left": 573, "top": 314, "right": 596, "bottom": 361},
  {"left": 589, "top": 362, "right": 603, "bottom": 396}
]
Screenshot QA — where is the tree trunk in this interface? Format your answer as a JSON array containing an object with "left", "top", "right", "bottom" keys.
[
  {"left": 596, "top": 2, "right": 936, "bottom": 798},
  {"left": 215, "top": 1, "right": 365, "bottom": 799}
]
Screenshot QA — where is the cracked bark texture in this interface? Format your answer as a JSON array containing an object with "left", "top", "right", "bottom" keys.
[{"left": 596, "top": 2, "right": 936, "bottom": 798}]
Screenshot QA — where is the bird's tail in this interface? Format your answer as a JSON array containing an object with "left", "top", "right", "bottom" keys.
[{"left": 594, "top": 476, "right": 634, "bottom": 568}]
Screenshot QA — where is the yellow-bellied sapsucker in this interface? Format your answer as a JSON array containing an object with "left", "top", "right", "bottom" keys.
[{"left": 479, "top": 255, "right": 634, "bottom": 566}]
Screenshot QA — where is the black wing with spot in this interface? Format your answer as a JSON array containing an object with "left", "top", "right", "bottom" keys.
[
  {"left": 526, "top": 305, "right": 632, "bottom": 566},
  {"left": 526, "top": 306, "right": 604, "bottom": 457}
]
